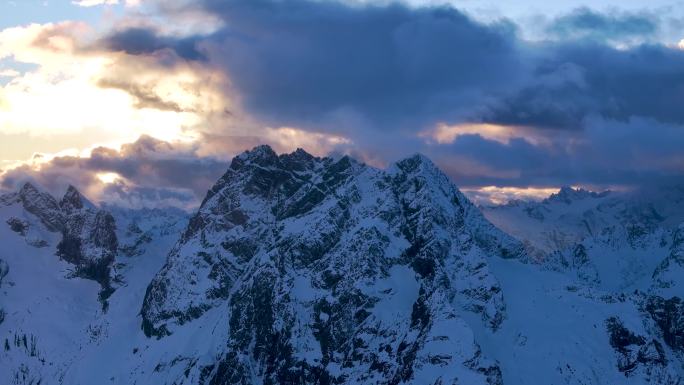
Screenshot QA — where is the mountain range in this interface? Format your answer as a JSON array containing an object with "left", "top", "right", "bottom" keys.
[{"left": 1, "top": 145, "right": 683, "bottom": 384}]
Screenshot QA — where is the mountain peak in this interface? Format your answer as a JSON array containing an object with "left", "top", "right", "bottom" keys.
[
  {"left": 545, "top": 186, "right": 609, "bottom": 204},
  {"left": 279, "top": 148, "right": 316, "bottom": 171},
  {"left": 19, "top": 182, "right": 40, "bottom": 196},
  {"left": 242, "top": 144, "right": 277, "bottom": 161},
  {"left": 226, "top": 145, "right": 279, "bottom": 172},
  {"left": 15, "top": 182, "right": 64, "bottom": 232},
  {"left": 284, "top": 147, "right": 314, "bottom": 162},
  {"left": 18, "top": 182, "right": 52, "bottom": 206},
  {"left": 60, "top": 185, "right": 94, "bottom": 211},
  {"left": 393, "top": 153, "right": 437, "bottom": 174}
]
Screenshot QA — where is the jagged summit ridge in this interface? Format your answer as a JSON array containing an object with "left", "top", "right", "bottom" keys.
[
  {"left": 545, "top": 186, "right": 610, "bottom": 204},
  {"left": 140, "top": 145, "right": 523, "bottom": 384},
  {"left": 60, "top": 185, "right": 96, "bottom": 212}
]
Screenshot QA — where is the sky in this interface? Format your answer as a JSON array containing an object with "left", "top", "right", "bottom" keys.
[{"left": 1, "top": 0, "right": 683, "bottom": 208}]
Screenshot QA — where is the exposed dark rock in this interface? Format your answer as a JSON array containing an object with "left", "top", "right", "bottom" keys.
[
  {"left": 0, "top": 259, "right": 8, "bottom": 286},
  {"left": 0, "top": 259, "right": 7, "bottom": 326},
  {"left": 606, "top": 316, "right": 667, "bottom": 375},
  {"left": 6, "top": 217, "right": 28, "bottom": 236},
  {"left": 607, "top": 317, "right": 646, "bottom": 354},
  {"left": 646, "top": 296, "right": 684, "bottom": 352},
  {"left": 59, "top": 185, "right": 89, "bottom": 212},
  {"left": 6, "top": 184, "right": 120, "bottom": 309}
]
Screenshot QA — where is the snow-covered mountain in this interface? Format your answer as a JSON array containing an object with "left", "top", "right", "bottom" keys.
[
  {"left": 480, "top": 186, "right": 684, "bottom": 383},
  {"left": 1, "top": 146, "right": 683, "bottom": 384},
  {"left": 0, "top": 184, "right": 188, "bottom": 384},
  {"left": 482, "top": 185, "right": 684, "bottom": 292}
]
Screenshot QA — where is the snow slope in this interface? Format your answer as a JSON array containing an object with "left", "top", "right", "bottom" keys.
[{"left": 0, "top": 185, "right": 188, "bottom": 385}]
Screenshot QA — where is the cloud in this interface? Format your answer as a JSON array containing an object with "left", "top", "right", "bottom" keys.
[
  {"left": 72, "top": 0, "right": 142, "bottom": 7},
  {"left": 461, "top": 186, "right": 562, "bottom": 206},
  {"left": 72, "top": 0, "right": 119, "bottom": 7},
  {"left": 423, "top": 116, "right": 684, "bottom": 190},
  {"left": 0, "top": 136, "right": 227, "bottom": 209},
  {"left": 97, "top": 78, "right": 185, "bottom": 112},
  {"left": 0, "top": 21, "right": 227, "bottom": 163},
  {"left": 420, "top": 123, "right": 553, "bottom": 146},
  {"left": 0, "top": 69, "right": 19, "bottom": 77},
  {"left": 100, "top": 0, "right": 523, "bottom": 135},
  {"left": 485, "top": 43, "right": 684, "bottom": 129},
  {"left": 101, "top": 27, "right": 207, "bottom": 61},
  {"left": 546, "top": 7, "right": 658, "bottom": 44},
  {"left": 97, "top": 1, "right": 684, "bottom": 134}
]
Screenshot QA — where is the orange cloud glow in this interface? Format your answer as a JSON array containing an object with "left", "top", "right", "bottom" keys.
[
  {"left": 0, "top": 21, "right": 227, "bottom": 168},
  {"left": 421, "top": 123, "right": 551, "bottom": 146},
  {"left": 461, "top": 185, "right": 561, "bottom": 205}
]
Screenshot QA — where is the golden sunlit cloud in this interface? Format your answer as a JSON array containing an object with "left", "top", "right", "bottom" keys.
[
  {"left": 0, "top": 21, "right": 227, "bottom": 169},
  {"left": 461, "top": 186, "right": 561, "bottom": 205},
  {"left": 420, "top": 123, "right": 550, "bottom": 146},
  {"left": 96, "top": 172, "right": 122, "bottom": 184},
  {"left": 0, "top": 18, "right": 353, "bottom": 182},
  {"left": 263, "top": 127, "right": 352, "bottom": 156}
]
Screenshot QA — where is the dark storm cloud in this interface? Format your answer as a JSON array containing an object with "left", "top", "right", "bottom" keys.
[
  {"left": 85, "top": 136, "right": 227, "bottom": 195},
  {"left": 546, "top": 7, "right": 658, "bottom": 41},
  {"left": 98, "top": 1, "right": 684, "bottom": 132},
  {"left": 486, "top": 43, "right": 684, "bottom": 129},
  {"left": 199, "top": 0, "right": 522, "bottom": 131},
  {"left": 102, "top": 27, "right": 207, "bottom": 62},
  {"left": 429, "top": 116, "right": 684, "bottom": 188},
  {"left": 98, "top": 0, "right": 524, "bottom": 132},
  {"left": 57, "top": 0, "right": 684, "bottom": 196}
]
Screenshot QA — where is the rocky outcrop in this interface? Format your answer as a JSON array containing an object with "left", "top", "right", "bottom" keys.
[
  {"left": 0, "top": 259, "right": 7, "bottom": 286},
  {"left": 141, "top": 146, "right": 522, "bottom": 384},
  {"left": 6, "top": 217, "right": 28, "bottom": 236},
  {"left": 652, "top": 224, "right": 684, "bottom": 298},
  {"left": 1, "top": 184, "right": 118, "bottom": 305},
  {"left": 57, "top": 186, "right": 118, "bottom": 303},
  {"left": 545, "top": 186, "right": 610, "bottom": 205},
  {"left": 645, "top": 296, "right": 684, "bottom": 353},
  {"left": 605, "top": 317, "right": 667, "bottom": 375},
  {"left": 16, "top": 183, "right": 65, "bottom": 232}
]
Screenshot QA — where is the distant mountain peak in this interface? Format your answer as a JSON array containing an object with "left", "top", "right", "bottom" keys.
[
  {"left": 60, "top": 185, "right": 94, "bottom": 212},
  {"left": 395, "top": 153, "right": 435, "bottom": 171},
  {"left": 18, "top": 181, "right": 41, "bottom": 197},
  {"left": 545, "top": 186, "right": 609, "bottom": 204},
  {"left": 15, "top": 182, "right": 64, "bottom": 232},
  {"left": 3, "top": 181, "right": 118, "bottom": 304},
  {"left": 234, "top": 144, "right": 279, "bottom": 165}
]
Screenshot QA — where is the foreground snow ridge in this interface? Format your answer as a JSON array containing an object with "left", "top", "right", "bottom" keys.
[{"left": 1, "top": 145, "right": 683, "bottom": 384}]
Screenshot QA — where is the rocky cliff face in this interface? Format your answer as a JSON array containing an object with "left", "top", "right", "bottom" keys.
[
  {"left": 141, "top": 146, "right": 523, "bottom": 384},
  {"left": 2, "top": 183, "right": 118, "bottom": 303}
]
